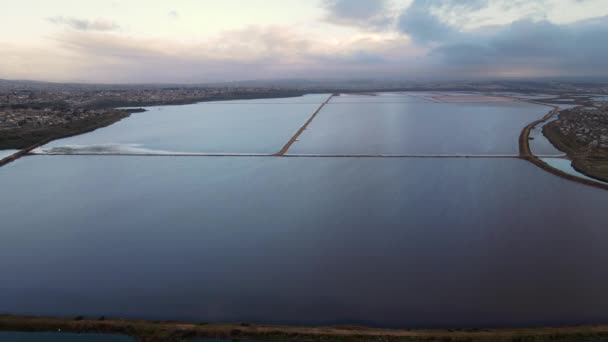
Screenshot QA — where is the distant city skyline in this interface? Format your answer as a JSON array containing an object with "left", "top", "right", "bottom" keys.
[{"left": 1, "top": 0, "right": 607, "bottom": 83}]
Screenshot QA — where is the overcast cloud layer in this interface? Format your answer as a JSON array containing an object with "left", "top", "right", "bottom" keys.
[{"left": 0, "top": 0, "right": 606, "bottom": 83}]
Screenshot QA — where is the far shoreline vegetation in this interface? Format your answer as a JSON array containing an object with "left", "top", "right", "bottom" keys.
[{"left": 3, "top": 315, "right": 608, "bottom": 342}]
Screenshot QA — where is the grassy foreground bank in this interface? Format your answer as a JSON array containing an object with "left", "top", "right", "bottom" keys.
[{"left": 2, "top": 315, "right": 608, "bottom": 342}]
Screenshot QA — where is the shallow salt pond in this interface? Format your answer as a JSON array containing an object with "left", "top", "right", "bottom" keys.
[
  {"left": 289, "top": 101, "right": 549, "bottom": 155},
  {"left": 205, "top": 93, "right": 330, "bottom": 104},
  {"left": 37, "top": 95, "right": 329, "bottom": 155},
  {"left": 330, "top": 93, "right": 432, "bottom": 103},
  {"left": 34, "top": 92, "right": 555, "bottom": 156},
  {"left": 489, "top": 92, "right": 560, "bottom": 100},
  {"left": 2, "top": 156, "right": 608, "bottom": 328},
  {"left": 3, "top": 92, "right": 608, "bottom": 328}
]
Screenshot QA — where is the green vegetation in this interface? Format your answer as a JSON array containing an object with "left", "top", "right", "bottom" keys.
[
  {"left": 0, "top": 110, "right": 129, "bottom": 150},
  {"left": 543, "top": 110, "right": 608, "bottom": 182},
  {"left": 79, "top": 90, "right": 308, "bottom": 109}
]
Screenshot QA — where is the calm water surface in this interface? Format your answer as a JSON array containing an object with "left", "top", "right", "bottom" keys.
[
  {"left": 0, "top": 149, "right": 19, "bottom": 159},
  {"left": 529, "top": 119, "right": 564, "bottom": 156},
  {"left": 290, "top": 101, "right": 549, "bottom": 155},
  {"left": 489, "top": 92, "right": 560, "bottom": 100},
  {"left": 1, "top": 156, "right": 608, "bottom": 328},
  {"left": 330, "top": 94, "right": 432, "bottom": 103},
  {"left": 541, "top": 158, "right": 608, "bottom": 185},
  {"left": 38, "top": 96, "right": 326, "bottom": 155},
  {"left": 208, "top": 93, "right": 330, "bottom": 104}
]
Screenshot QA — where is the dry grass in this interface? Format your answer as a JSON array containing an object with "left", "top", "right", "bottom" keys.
[{"left": 2, "top": 315, "right": 608, "bottom": 342}]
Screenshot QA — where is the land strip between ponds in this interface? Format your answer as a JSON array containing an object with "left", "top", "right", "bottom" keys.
[
  {"left": 3, "top": 315, "right": 608, "bottom": 342},
  {"left": 274, "top": 94, "right": 333, "bottom": 156},
  {"left": 519, "top": 103, "right": 608, "bottom": 191},
  {"left": 25, "top": 153, "right": 567, "bottom": 158}
]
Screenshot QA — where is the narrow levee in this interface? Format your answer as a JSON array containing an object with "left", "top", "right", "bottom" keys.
[
  {"left": 0, "top": 140, "right": 52, "bottom": 168},
  {"left": 24, "top": 153, "right": 525, "bottom": 158},
  {"left": 274, "top": 94, "right": 334, "bottom": 156}
]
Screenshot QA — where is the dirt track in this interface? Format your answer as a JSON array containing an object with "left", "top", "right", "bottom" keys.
[{"left": 274, "top": 94, "right": 333, "bottom": 156}]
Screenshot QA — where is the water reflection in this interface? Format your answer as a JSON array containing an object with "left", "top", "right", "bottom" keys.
[
  {"left": 290, "top": 101, "right": 547, "bottom": 155},
  {"left": 1, "top": 156, "right": 608, "bottom": 328},
  {"left": 38, "top": 99, "right": 325, "bottom": 154}
]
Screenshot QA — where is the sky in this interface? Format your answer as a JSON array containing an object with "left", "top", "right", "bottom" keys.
[{"left": 0, "top": 0, "right": 607, "bottom": 83}]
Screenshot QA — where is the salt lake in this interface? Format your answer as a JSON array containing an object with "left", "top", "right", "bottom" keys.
[{"left": 2, "top": 92, "right": 608, "bottom": 328}]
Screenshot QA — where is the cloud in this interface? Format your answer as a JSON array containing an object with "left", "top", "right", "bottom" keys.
[
  {"left": 390, "top": 0, "right": 608, "bottom": 78},
  {"left": 428, "top": 15, "right": 608, "bottom": 78},
  {"left": 21, "top": 26, "right": 421, "bottom": 83},
  {"left": 47, "top": 16, "right": 121, "bottom": 32},
  {"left": 397, "top": 0, "right": 491, "bottom": 44},
  {"left": 398, "top": 2, "right": 455, "bottom": 44},
  {"left": 322, "top": 0, "right": 395, "bottom": 29},
  {"left": 168, "top": 10, "right": 179, "bottom": 19},
  {"left": 4, "top": 1, "right": 606, "bottom": 83}
]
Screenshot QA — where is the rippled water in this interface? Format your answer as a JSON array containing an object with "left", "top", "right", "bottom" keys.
[{"left": 1, "top": 156, "right": 608, "bottom": 328}]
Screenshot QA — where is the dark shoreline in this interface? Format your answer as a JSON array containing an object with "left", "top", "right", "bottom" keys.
[
  {"left": 81, "top": 90, "right": 312, "bottom": 109},
  {"left": 543, "top": 123, "right": 608, "bottom": 184},
  {"left": 0, "top": 110, "right": 133, "bottom": 151},
  {"left": 515, "top": 98, "right": 608, "bottom": 190},
  {"left": 3, "top": 315, "right": 608, "bottom": 342},
  {"left": 0, "top": 110, "right": 134, "bottom": 167},
  {"left": 0, "top": 108, "right": 156, "bottom": 167},
  {"left": 0, "top": 92, "right": 322, "bottom": 165},
  {"left": 0, "top": 91, "right": 318, "bottom": 152}
]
